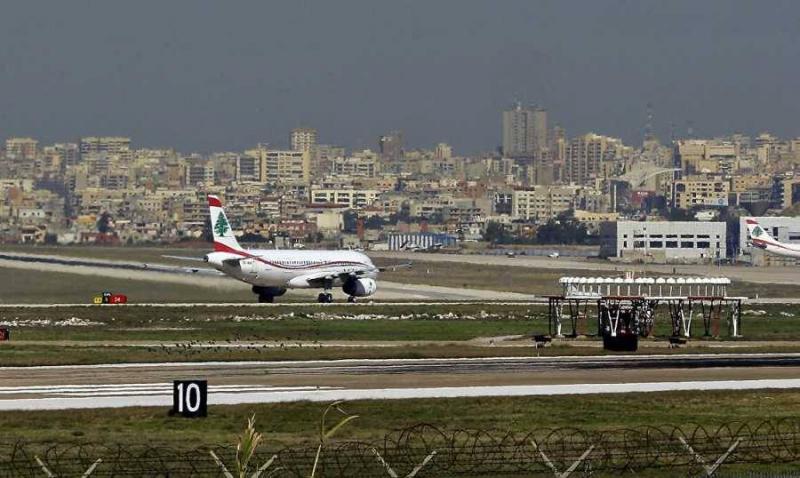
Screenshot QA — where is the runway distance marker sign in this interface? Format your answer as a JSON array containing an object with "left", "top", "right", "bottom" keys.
[{"left": 172, "top": 380, "right": 207, "bottom": 418}]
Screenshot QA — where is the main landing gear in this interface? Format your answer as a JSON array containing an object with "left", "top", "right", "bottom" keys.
[
  {"left": 317, "top": 292, "right": 334, "bottom": 303},
  {"left": 252, "top": 286, "right": 285, "bottom": 304}
]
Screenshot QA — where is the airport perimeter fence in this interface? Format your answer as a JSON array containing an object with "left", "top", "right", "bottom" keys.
[{"left": 3, "top": 419, "right": 800, "bottom": 477}]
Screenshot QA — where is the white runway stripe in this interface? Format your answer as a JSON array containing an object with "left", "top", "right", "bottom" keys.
[
  {"left": 0, "top": 384, "right": 335, "bottom": 396},
  {"left": 1, "top": 379, "right": 799, "bottom": 411}
]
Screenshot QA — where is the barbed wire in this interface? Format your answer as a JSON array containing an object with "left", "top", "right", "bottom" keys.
[{"left": 2, "top": 419, "right": 800, "bottom": 477}]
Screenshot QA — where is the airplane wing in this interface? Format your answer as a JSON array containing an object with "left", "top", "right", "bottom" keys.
[{"left": 288, "top": 267, "right": 375, "bottom": 287}]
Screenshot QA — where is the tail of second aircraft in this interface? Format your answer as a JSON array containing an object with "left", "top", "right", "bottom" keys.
[
  {"left": 746, "top": 218, "right": 778, "bottom": 247},
  {"left": 208, "top": 195, "right": 243, "bottom": 253}
]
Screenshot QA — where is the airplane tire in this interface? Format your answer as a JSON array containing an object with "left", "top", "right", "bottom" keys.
[
  {"left": 258, "top": 294, "right": 274, "bottom": 303},
  {"left": 318, "top": 293, "right": 333, "bottom": 303},
  {"left": 347, "top": 296, "right": 356, "bottom": 303}
]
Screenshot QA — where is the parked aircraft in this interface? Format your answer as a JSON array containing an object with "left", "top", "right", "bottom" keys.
[{"left": 745, "top": 219, "right": 800, "bottom": 259}]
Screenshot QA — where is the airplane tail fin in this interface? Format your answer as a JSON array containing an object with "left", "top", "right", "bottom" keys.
[
  {"left": 208, "top": 195, "right": 243, "bottom": 252},
  {"left": 746, "top": 218, "right": 778, "bottom": 246}
]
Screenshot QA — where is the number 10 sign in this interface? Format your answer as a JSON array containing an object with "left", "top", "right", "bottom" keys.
[{"left": 172, "top": 380, "right": 208, "bottom": 417}]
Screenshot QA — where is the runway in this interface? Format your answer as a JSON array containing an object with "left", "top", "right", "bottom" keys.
[
  {"left": 0, "top": 252, "right": 536, "bottom": 302},
  {"left": 372, "top": 251, "right": 800, "bottom": 286},
  {"left": 2, "top": 354, "right": 800, "bottom": 410}
]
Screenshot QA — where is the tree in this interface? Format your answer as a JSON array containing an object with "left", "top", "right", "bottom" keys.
[
  {"left": 483, "top": 221, "right": 510, "bottom": 244},
  {"left": 535, "top": 218, "right": 592, "bottom": 245},
  {"left": 97, "top": 212, "right": 113, "bottom": 234},
  {"left": 202, "top": 216, "right": 213, "bottom": 243},
  {"left": 364, "top": 215, "right": 387, "bottom": 229},
  {"left": 342, "top": 210, "right": 359, "bottom": 233}
]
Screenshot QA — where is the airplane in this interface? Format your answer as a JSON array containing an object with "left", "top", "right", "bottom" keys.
[
  {"left": 745, "top": 218, "right": 800, "bottom": 258},
  {"left": 204, "top": 195, "right": 395, "bottom": 303}
]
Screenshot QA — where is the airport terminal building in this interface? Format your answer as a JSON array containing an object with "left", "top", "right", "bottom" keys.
[{"left": 600, "top": 221, "right": 726, "bottom": 263}]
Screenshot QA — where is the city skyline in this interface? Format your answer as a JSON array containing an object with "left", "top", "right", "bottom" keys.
[{"left": 2, "top": 1, "right": 800, "bottom": 153}]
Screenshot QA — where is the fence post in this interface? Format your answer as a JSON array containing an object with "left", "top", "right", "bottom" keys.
[
  {"left": 678, "top": 436, "right": 742, "bottom": 477},
  {"left": 372, "top": 448, "right": 437, "bottom": 478},
  {"left": 530, "top": 439, "right": 595, "bottom": 478}
]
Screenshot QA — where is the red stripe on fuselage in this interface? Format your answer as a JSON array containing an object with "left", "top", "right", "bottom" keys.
[
  {"left": 752, "top": 237, "right": 798, "bottom": 252},
  {"left": 212, "top": 242, "right": 370, "bottom": 270}
]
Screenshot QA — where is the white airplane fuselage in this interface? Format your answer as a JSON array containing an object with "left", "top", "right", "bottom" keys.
[
  {"left": 751, "top": 239, "right": 800, "bottom": 259},
  {"left": 206, "top": 248, "right": 377, "bottom": 289},
  {"left": 746, "top": 219, "right": 800, "bottom": 259}
]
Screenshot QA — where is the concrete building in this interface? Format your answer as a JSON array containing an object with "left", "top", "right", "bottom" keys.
[
  {"left": 54, "top": 143, "right": 80, "bottom": 169},
  {"left": 601, "top": 221, "right": 726, "bottom": 263},
  {"left": 434, "top": 143, "right": 453, "bottom": 160},
  {"left": 674, "top": 140, "right": 738, "bottom": 175},
  {"left": 672, "top": 175, "right": 730, "bottom": 209},
  {"left": 331, "top": 150, "right": 380, "bottom": 177},
  {"left": 290, "top": 128, "right": 317, "bottom": 153},
  {"left": 263, "top": 149, "right": 310, "bottom": 184},
  {"left": 502, "top": 103, "right": 547, "bottom": 157},
  {"left": 310, "top": 188, "right": 380, "bottom": 209},
  {"left": 774, "top": 175, "right": 800, "bottom": 209},
  {"left": 512, "top": 185, "right": 580, "bottom": 222},
  {"left": 80, "top": 137, "right": 131, "bottom": 162},
  {"left": 573, "top": 209, "right": 619, "bottom": 234},
  {"left": 379, "top": 131, "right": 403, "bottom": 163},
  {"left": 564, "top": 133, "right": 628, "bottom": 185},
  {"left": 240, "top": 146, "right": 311, "bottom": 185},
  {"left": 185, "top": 161, "right": 215, "bottom": 186},
  {"left": 5, "top": 137, "right": 38, "bottom": 160},
  {"left": 236, "top": 154, "right": 260, "bottom": 182}
]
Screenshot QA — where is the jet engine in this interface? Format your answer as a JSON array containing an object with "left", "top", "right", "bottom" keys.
[
  {"left": 342, "top": 277, "right": 378, "bottom": 297},
  {"left": 252, "top": 286, "right": 287, "bottom": 297}
]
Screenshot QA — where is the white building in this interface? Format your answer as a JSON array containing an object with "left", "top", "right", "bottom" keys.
[
  {"left": 601, "top": 221, "right": 726, "bottom": 263},
  {"left": 512, "top": 186, "right": 580, "bottom": 222},
  {"left": 310, "top": 189, "right": 380, "bottom": 209}
]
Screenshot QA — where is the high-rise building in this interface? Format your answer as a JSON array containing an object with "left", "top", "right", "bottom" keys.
[
  {"left": 262, "top": 149, "right": 310, "bottom": 184},
  {"left": 379, "top": 131, "right": 403, "bottom": 162},
  {"left": 54, "top": 143, "right": 80, "bottom": 169},
  {"left": 674, "top": 140, "right": 738, "bottom": 175},
  {"left": 184, "top": 158, "right": 216, "bottom": 186},
  {"left": 80, "top": 137, "right": 131, "bottom": 162},
  {"left": 434, "top": 143, "right": 453, "bottom": 160},
  {"left": 291, "top": 127, "right": 317, "bottom": 153},
  {"left": 502, "top": 104, "right": 547, "bottom": 157},
  {"left": 5, "top": 137, "right": 38, "bottom": 161},
  {"left": 532, "top": 107, "right": 548, "bottom": 154},
  {"left": 564, "top": 133, "right": 628, "bottom": 185},
  {"left": 241, "top": 145, "right": 311, "bottom": 185}
]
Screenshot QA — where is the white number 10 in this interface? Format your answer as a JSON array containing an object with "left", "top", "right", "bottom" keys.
[{"left": 176, "top": 382, "right": 201, "bottom": 413}]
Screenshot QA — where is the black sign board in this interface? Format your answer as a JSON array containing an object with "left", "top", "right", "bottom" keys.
[{"left": 172, "top": 380, "right": 207, "bottom": 417}]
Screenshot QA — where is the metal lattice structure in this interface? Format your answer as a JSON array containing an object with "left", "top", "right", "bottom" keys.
[{"left": 547, "top": 276, "right": 746, "bottom": 343}]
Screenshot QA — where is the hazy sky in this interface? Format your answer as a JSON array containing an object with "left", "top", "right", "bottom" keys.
[{"left": 1, "top": 0, "right": 799, "bottom": 153}]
